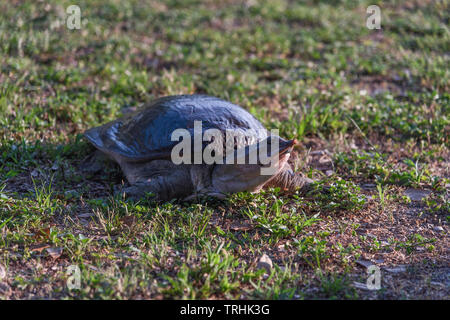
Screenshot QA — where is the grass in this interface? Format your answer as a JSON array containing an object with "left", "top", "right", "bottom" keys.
[{"left": 0, "top": 0, "right": 449, "bottom": 299}]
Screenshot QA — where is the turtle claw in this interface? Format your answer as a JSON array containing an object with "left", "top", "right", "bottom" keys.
[
  {"left": 183, "top": 191, "right": 227, "bottom": 202},
  {"left": 113, "top": 183, "right": 157, "bottom": 202}
]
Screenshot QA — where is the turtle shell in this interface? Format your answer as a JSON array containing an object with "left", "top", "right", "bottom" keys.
[{"left": 84, "top": 95, "right": 268, "bottom": 162}]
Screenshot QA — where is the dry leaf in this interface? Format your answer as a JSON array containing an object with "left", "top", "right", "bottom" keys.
[
  {"left": 0, "top": 264, "right": 5, "bottom": 280},
  {"left": 46, "top": 247, "right": 63, "bottom": 259},
  {"left": 78, "top": 212, "right": 94, "bottom": 218},
  {"left": 33, "top": 227, "right": 51, "bottom": 241},
  {"left": 230, "top": 221, "right": 252, "bottom": 231},
  {"left": 121, "top": 216, "right": 137, "bottom": 228},
  {"left": 30, "top": 244, "right": 50, "bottom": 252}
]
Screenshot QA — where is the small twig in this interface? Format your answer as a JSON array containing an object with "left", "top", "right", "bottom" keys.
[{"left": 347, "top": 116, "right": 380, "bottom": 153}]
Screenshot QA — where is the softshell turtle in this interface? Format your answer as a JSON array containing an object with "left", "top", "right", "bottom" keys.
[{"left": 84, "top": 95, "right": 312, "bottom": 200}]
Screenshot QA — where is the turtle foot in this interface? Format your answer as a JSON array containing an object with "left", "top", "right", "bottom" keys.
[
  {"left": 115, "top": 184, "right": 159, "bottom": 201},
  {"left": 79, "top": 150, "right": 111, "bottom": 176},
  {"left": 183, "top": 191, "right": 227, "bottom": 202}
]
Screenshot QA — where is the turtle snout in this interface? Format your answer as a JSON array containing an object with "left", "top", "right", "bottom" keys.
[{"left": 278, "top": 139, "right": 296, "bottom": 156}]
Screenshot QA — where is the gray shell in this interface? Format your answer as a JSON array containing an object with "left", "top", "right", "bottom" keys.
[{"left": 84, "top": 95, "right": 268, "bottom": 161}]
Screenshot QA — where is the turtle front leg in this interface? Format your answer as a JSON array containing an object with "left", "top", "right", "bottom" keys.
[
  {"left": 115, "top": 160, "right": 193, "bottom": 201},
  {"left": 119, "top": 180, "right": 163, "bottom": 201},
  {"left": 119, "top": 172, "right": 194, "bottom": 201}
]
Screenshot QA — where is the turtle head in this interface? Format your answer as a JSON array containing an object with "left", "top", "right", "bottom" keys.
[{"left": 211, "top": 136, "right": 296, "bottom": 194}]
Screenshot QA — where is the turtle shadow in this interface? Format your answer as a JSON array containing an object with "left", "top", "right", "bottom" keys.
[{"left": 0, "top": 138, "right": 125, "bottom": 200}]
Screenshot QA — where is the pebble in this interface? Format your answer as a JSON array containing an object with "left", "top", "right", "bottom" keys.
[
  {"left": 257, "top": 254, "right": 273, "bottom": 273},
  {"left": 404, "top": 189, "right": 431, "bottom": 201}
]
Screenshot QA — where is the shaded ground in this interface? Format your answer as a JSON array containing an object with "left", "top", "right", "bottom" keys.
[{"left": 0, "top": 0, "right": 448, "bottom": 299}]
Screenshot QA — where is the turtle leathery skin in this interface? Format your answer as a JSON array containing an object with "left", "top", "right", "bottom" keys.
[{"left": 84, "top": 95, "right": 313, "bottom": 200}]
